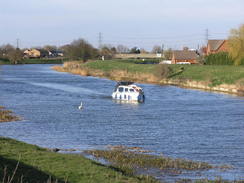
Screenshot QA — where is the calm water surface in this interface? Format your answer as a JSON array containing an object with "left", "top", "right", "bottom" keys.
[{"left": 0, "top": 64, "right": 243, "bottom": 181}]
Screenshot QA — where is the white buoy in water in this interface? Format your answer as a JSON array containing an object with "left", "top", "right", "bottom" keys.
[{"left": 78, "top": 102, "right": 83, "bottom": 110}]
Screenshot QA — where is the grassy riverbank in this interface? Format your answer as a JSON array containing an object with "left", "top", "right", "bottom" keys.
[
  {"left": 0, "top": 137, "right": 157, "bottom": 183},
  {"left": 0, "top": 106, "right": 19, "bottom": 122},
  {"left": 0, "top": 138, "right": 237, "bottom": 183},
  {"left": 52, "top": 60, "right": 244, "bottom": 95}
]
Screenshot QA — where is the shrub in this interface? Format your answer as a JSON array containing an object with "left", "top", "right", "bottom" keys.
[
  {"left": 155, "top": 64, "right": 172, "bottom": 78},
  {"left": 205, "top": 52, "right": 234, "bottom": 65}
]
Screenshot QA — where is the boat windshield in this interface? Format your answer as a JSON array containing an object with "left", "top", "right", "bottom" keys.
[{"left": 118, "top": 87, "right": 124, "bottom": 92}]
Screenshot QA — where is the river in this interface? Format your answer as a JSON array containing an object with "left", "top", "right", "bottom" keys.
[{"left": 0, "top": 64, "right": 243, "bottom": 181}]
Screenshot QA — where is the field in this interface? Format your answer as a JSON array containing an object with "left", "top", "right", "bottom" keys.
[
  {"left": 169, "top": 65, "right": 244, "bottom": 85},
  {"left": 55, "top": 60, "right": 244, "bottom": 86}
]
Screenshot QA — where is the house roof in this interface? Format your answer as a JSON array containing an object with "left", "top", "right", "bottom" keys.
[
  {"left": 207, "top": 40, "right": 225, "bottom": 51},
  {"left": 172, "top": 50, "right": 198, "bottom": 60}
]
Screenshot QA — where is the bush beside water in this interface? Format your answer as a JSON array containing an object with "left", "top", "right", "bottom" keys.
[
  {"left": 205, "top": 52, "right": 234, "bottom": 65},
  {"left": 204, "top": 52, "right": 244, "bottom": 66}
]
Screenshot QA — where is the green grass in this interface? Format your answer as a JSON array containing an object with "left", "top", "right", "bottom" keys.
[
  {"left": 0, "top": 137, "right": 157, "bottom": 183},
  {"left": 168, "top": 65, "right": 244, "bottom": 85},
  {"left": 83, "top": 60, "right": 244, "bottom": 86},
  {"left": 84, "top": 60, "right": 156, "bottom": 74}
]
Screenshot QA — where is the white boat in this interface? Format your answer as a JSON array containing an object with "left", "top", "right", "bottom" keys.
[{"left": 112, "top": 81, "right": 145, "bottom": 103}]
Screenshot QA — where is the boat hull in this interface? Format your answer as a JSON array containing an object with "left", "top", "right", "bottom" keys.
[{"left": 112, "top": 92, "right": 145, "bottom": 103}]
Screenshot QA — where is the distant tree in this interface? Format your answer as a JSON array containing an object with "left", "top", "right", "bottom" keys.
[
  {"left": 140, "top": 48, "right": 148, "bottom": 54},
  {"left": 8, "top": 48, "right": 24, "bottom": 64},
  {"left": 43, "top": 45, "right": 57, "bottom": 51},
  {"left": 116, "top": 45, "right": 129, "bottom": 53},
  {"left": 64, "top": 39, "right": 98, "bottom": 61},
  {"left": 228, "top": 24, "right": 244, "bottom": 65},
  {"left": 151, "top": 45, "right": 162, "bottom": 53},
  {"left": 163, "top": 48, "right": 173, "bottom": 60},
  {"left": 130, "top": 47, "right": 140, "bottom": 54},
  {"left": 59, "top": 44, "right": 69, "bottom": 52},
  {"left": 196, "top": 55, "right": 205, "bottom": 65},
  {"left": 100, "top": 46, "right": 115, "bottom": 59},
  {"left": 0, "top": 44, "right": 24, "bottom": 64},
  {"left": 110, "top": 47, "right": 117, "bottom": 54},
  {"left": 0, "top": 44, "right": 15, "bottom": 59},
  {"left": 183, "top": 47, "right": 189, "bottom": 51}
]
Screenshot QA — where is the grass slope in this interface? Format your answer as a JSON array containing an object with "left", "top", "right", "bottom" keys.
[
  {"left": 0, "top": 137, "right": 157, "bottom": 183},
  {"left": 83, "top": 60, "right": 244, "bottom": 85},
  {"left": 84, "top": 60, "right": 155, "bottom": 74},
  {"left": 169, "top": 65, "right": 244, "bottom": 85}
]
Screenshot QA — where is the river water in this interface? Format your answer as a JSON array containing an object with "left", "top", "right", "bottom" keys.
[{"left": 0, "top": 64, "right": 243, "bottom": 181}]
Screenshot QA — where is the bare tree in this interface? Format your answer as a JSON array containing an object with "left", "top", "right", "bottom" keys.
[
  {"left": 63, "top": 39, "right": 98, "bottom": 61},
  {"left": 116, "top": 45, "right": 129, "bottom": 53},
  {"left": 43, "top": 45, "right": 57, "bottom": 51},
  {"left": 0, "top": 44, "right": 23, "bottom": 64},
  {"left": 140, "top": 48, "right": 148, "bottom": 54},
  {"left": 100, "top": 46, "right": 114, "bottom": 59},
  {"left": 0, "top": 44, "right": 15, "bottom": 58},
  {"left": 163, "top": 48, "right": 173, "bottom": 60},
  {"left": 151, "top": 45, "right": 162, "bottom": 53},
  {"left": 8, "top": 48, "right": 24, "bottom": 64}
]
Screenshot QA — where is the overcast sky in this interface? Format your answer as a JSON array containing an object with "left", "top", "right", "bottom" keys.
[{"left": 1, "top": 0, "right": 244, "bottom": 50}]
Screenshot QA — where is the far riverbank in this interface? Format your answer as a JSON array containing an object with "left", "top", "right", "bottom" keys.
[{"left": 52, "top": 60, "right": 244, "bottom": 96}]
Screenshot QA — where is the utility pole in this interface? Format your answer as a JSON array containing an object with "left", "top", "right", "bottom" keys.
[
  {"left": 161, "top": 44, "right": 164, "bottom": 52},
  {"left": 205, "top": 29, "right": 209, "bottom": 45},
  {"left": 161, "top": 44, "right": 164, "bottom": 58},
  {"left": 98, "top": 32, "right": 102, "bottom": 49},
  {"left": 16, "top": 38, "right": 20, "bottom": 49}
]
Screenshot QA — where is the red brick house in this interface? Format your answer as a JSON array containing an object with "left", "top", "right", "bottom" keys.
[
  {"left": 206, "top": 40, "right": 228, "bottom": 55},
  {"left": 171, "top": 50, "right": 198, "bottom": 64}
]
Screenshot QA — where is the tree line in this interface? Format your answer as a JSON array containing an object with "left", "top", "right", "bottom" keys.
[
  {"left": 0, "top": 39, "right": 170, "bottom": 64},
  {"left": 1, "top": 24, "right": 244, "bottom": 65}
]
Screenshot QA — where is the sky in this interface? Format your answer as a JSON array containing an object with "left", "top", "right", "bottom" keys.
[{"left": 1, "top": 0, "right": 244, "bottom": 50}]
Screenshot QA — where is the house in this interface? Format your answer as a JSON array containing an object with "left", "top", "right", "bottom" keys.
[
  {"left": 24, "top": 49, "right": 41, "bottom": 58},
  {"left": 47, "top": 50, "right": 64, "bottom": 57},
  {"left": 206, "top": 40, "right": 228, "bottom": 55},
  {"left": 171, "top": 50, "right": 199, "bottom": 64},
  {"left": 23, "top": 49, "right": 48, "bottom": 58},
  {"left": 159, "top": 60, "right": 172, "bottom": 64}
]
